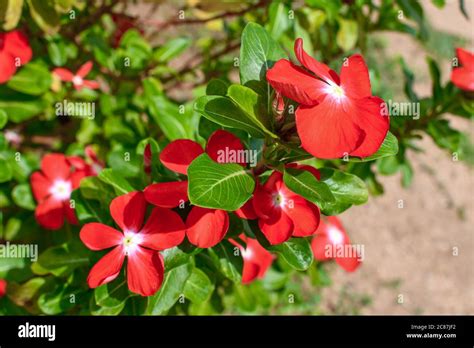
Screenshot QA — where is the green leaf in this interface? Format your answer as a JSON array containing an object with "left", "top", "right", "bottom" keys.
[
  {"left": 336, "top": 18, "right": 358, "bottom": 51},
  {"left": 27, "top": 0, "right": 60, "bottom": 34},
  {"left": 206, "top": 78, "right": 229, "bottom": 96},
  {"left": 38, "top": 283, "right": 82, "bottom": 315},
  {"left": 0, "top": 0, "right": 24, "bottom": 30},
  {"left": 95, "top": 281, "right": 130, "bottom": 309},
  {"left": 187, "top": 154, "right": 255, "bottom": 211},
  {"left": 283, "top": 167, "right": 335, "bottom": 208},
  {"left": 143, "top": 78, "right": 198, "bottom": 140},
  {"left": 234, "top": 284, "right": 257, "bottom": 312},
  {"left": 399, "top": 57, "right": 419, "bottom": 102},
  {"left": 240, "top": 22, "right": 286, "bottom": 84},
  {"left": 194, "top": 95, "right": 270, "bottom": 138},
  {"left": 153, "top": 37, "right": 191, "bottom": 63},
  {"left": 209, "top": 240, "right": 243, "bottom": 283},
  {"left": 12, "top": 184, "right": 35, "bottom": 210},
  {"left": 268, "top": 238, "right": 313, "bottom": 271},
  {"left": 0, "top": 157, "right": 12, "bottom": 183},
  {"left": 0, "top": 109, "right": 7, "bottom": 129},
  {"left": 145, "top": 262, "right": 193, "bottom": 315},
  {"left": 348, "top": 132, "right": 399, "bottom": 162},
  {"left": 267, "top": 1, "right": 291, "bottom": 40},
  {"left": 162, "top": 246, "right": 192, "bottom": 271},
  {"left": 0, "top": 97, "right": 48, "bottom": 123},
  {"left": 98, "top": 168, "right": 135, "bottom": 195},
  {"left": 227, "top": 84, "right": 275, "bottom": 137},
  {"left": 183, "top": 268, "right": 214, "bottom": 303},
  {"left": 427, "top": 56, "right": 442, "bottom": 102},
  {"left": 35, "top": 242, "right": 90, "bottom": 274},
  {"left": 319, "top": 168, "right": 368, "bottom": 215}
]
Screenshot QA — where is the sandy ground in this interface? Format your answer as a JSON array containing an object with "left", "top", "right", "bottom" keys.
[{"left": 320, "top": 0, "right": 474, "bottom": 314}]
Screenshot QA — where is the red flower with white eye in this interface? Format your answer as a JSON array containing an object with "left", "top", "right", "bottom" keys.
[
  {"left": 68, "top": 146, "right": 104, "bottom": 176},
  {"left": 0, "top": 279, "right": 7, "bottom": 297},
  {"left": 30, "top": 153, "right": 88, "bottom": 230},
  {"left": 230, "top": 234, "right": 274, "bottom": 284},
  {"left": 451, "top": 48, "right": 474, "bottom": 92},
  {"left": 266, "top": 38, "right": 389, "bottom": 159},
  {"left": 80, "top": 191, "right": 186, "bottom": 296},
  {"left": 0, "top": 30, "right": 32, "bottom": 84},
  {"left": 311, "top": 216, "right": 361, "bottom": 272},
  {"left": 53, "top": 61, "right": 100, "bottom": 91},
  {"left": 250, "top": 167, "right": 321, "bottom": 245},
  {"left": 144, "top": 130, "right": 246, "bottom": 248}
]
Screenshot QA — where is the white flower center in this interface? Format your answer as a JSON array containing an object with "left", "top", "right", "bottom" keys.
[
  {"left": 327, "top": 226, "right": 344, "bottom": 245},
  {"left": 273, "top": 191, "right": 287, "bottom": 208},
  {"left": 72, "top": 75, "right": 83, "bottom": 86},
  {"left": 241, "top": 247, "right": 253, "bottom": 260},
  {"left": 122, "top": 231, "right": 143, "bottom": 255},
  {"left": 325, "top": 83, "right": 346, "bottom": 102},
  {"left": 49, "top": 179, "right": 72, "bottom": 201}
]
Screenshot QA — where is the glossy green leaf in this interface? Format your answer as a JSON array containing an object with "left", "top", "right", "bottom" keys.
[
  {"left": 268, "top": 238, "right": 313, "bottom": 271},
  {"left": 145, "top": 262, "right": 193, "bottom": 315},
  {"left": 283, "top": 167, "right": 335, "bottom": 208},
  {"left": 183, "top": 268, "right": 214, "bottom": 303},
  {"left": 12, "top": 184, "right": 35, "bottom": 210},
  {"left": 188, "top": 154, "right": 255, "bottom": 211},
  {"left": 98, "top": 168, "right": 135, "bottom": 195}
]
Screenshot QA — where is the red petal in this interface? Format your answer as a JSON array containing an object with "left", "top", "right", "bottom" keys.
[
  {"left": 294, "top": 38, "right": 339, "bottom": 84},
  {"left": 235, "top": 198, "right": 257, "bottom": 219},
  {"left": 340, "top": 54, "right": 372, "bottom": 99},
  {"left": 456, "top": 47, "right": 474, "bottom": 68},
  {"left": 0, "top": 51, "right": 16, "bottom": 84},
  {"left": 311, "top": 233, "right": 331, "bottom": 261},
  {"left": 77, "top": 61, "right": 93, "bottom": 78},
  {"left": 258, "top": 210, "right": 293, "bottom": 245},
  {"left": 30, "top": 171, "right": 51, "bottom": 202},
  {"left": 206, "top": 130, "right": 246, "bottom": 166},
  {"left": 159, "top": 139, "right": 204, "bottom": 175},
  {"left": 349, "top": 96, "right": 390, "bottom": 158},
  {"left": 82, "top": 80, "right": 100, "bottom": 90},
  {"left": 244, "top": 238, "right": 273, "bottom": 280},
  {"left": 127, "top": 247, "right": 164, "bottom": 296},
  {"left": 63, "top": 201, "right": 78, "bottom": 225},
  {"left": 87, "top": 246, "right": 125, "bottom": 288},
  {"left": 110, "top": 191, "right": 146, "bottom": 232},
  {"left": 451, "top": 67, "right": 474, "bottom": 91},
  {"left": 336, "top": 254, "right": 361, "bottom": 272},
  {"left": 242, "top": 262, "right": 260, "bottom": 284},
  {"left": 144, "top": 181, "right": 188, "bottom": 208},
  {"left": 35, "top": 196, "right": 64, "bottom": 230},
  {"left": 3, "top": 31, "right": 32, "bottom": 65},
  {"left": 283, "top": 194, "right": 320, "bottom": 237},
  {"left": 296, "top": 100, "right": 363, "bottom": 159},
  {"left": 186, "top": 207, "right": 229, "bottom": 248},
  {"left": 80, "top": 222, "right": 123, "bottom": 250},
  {"left": 53, "top": 68, "right": 74, "bottom": 81},
  {"left": 69, "top": 170, "right": 87, "bottom": 189},
  {"left": 139, "top": 207, "right": 186, "bottom": 250},
  {"left": 41, "top": 153, "right": 71, "bottom": 180},
  {"left": 266, "top": 59, "right": 327, "bottom": 106},
  {"left": 0, "top": 279, "right": 6, "bottom": 297}
]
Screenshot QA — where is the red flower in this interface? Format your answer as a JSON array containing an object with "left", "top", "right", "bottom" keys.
[
  {"left": 144, "top": 130, "right": 245, "bottom": 248},
  {"left": 68, "top": 146, "right": 104, "bottom": 176},
  {"left": 80, "top": 191, "right": 186, "bottom": 296},
  {"left": 0, "top": 30, "right": 32, "bottom": 84},
  {"left": 30, "top": 154, "right": 89, "bottom": 230},
  {"left": 53, "top": 61, "right": 100, "bottom": 90},
  {"left": 230, "top": 234, "right": 274, "bottom": 284},
  {"left": 311, "top": 216, "right": 361, "bottom": 272},
  {"left": 251, "top": 167, "right": 321, "bottom": 245},
  {"left": 0, "top": 279, "right": 7, "bottom": 297},
  {"left": 451, "top": 48, "right": 474, "bottom": 92},
  {"left": 266, "top": 38, "right": 389, "bottom": 159},
  {"left": 111, "top": 14, "right": 143, "bottom": 48}
]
